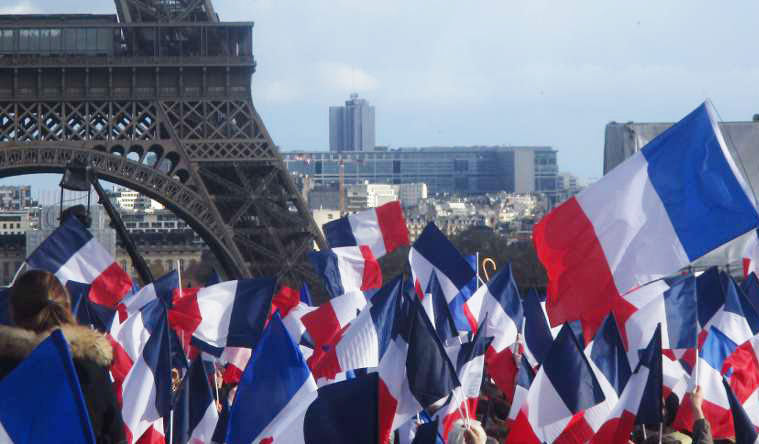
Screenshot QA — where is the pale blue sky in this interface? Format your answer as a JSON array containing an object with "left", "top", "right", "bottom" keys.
[{"left": 4, "top": 0, "right": 759, "bottom": 189}]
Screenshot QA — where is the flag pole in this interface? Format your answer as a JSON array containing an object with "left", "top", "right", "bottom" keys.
[
  {"left": 9, "top": 261, "right": 26, "bottom": 286},
  {"left": 658, "top": 422, "right": 663, "bottom": 444},
  {"left": 475, "top": 251, "right": 480, "bottom": 289},
  {"left": 176, "top": 260, "right": 186, "bottom": 357}
]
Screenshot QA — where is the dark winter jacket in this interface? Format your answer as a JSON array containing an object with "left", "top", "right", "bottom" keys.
[{"left": 0, "top": 324, "right": 126, "bottom": 444}]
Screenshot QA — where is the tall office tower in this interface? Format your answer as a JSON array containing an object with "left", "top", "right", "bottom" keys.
[{"left": 329, "top": 93, "right": 375, "bottom": 152}]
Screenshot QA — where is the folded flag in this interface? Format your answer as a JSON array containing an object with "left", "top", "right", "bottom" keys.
[
  {"left": 301, "top": 290, "right": 367, "bottom": 349},
  {"left": 703, "top": 274, "right": 757, "bottom": 346},
  {"left": 116, "top": 271, "right": 178, "bottom": 324},
  {"left": 308, "top": 278, "right": 401, "bottom": 381},
  {"left": 534, "top": 101, "right": 759, "bottom": 332},
  {"left": 323, "top": 200, "right": 410, "bottom": 259},
  {"left": 724, "top": 377, "right": 759, "bottom": 444},
  {"left": 27, "top": 215, "right": 133, "bottom": 309},
  {"left": 676, "top": 327, "right": 737, "bottom": 438},
  {"left": 309, "top": 246, "right": 382, "bottom": 298},
  {"left": 67, "top": 281, "right": 116, "bottom": 332},
  {"left": 584, "top": 314, "right": 631, "bottom": 422},
  {"left": 227, "top": 313, "right": 318, "bottom": 444},
  {"left": 439, "top": 321, "right": 492, "bottom": 440},
  {"left": 426, "top": 271, "right": 459, "bottom": 341},
  {"left": 120, "top": 300, "right": 172, "bottom": 444},
  {"left": 625, "top": 275, "right": 697, "bottom": 368},
  {"left": 591, "top": 325, "right": 662, "bottom": 444},
  {"left": 514, "top": 324, "right": 605, "bottom": 443},
  {"left": 220, "top": 346, "right": 251, "bottom": 385},
  {"left": 172, "top": 356, "right": 219, "bottom": 444},
  {"left": 168, "top": 278, "right": 276, "bottom": 355},
  {"left": 522, "top": 288, "right": 556, "bottom": 369},
  {"left": 507, "top": 355, "right": 536, "bottom": 425},
  {"left": 410, "top": 223, "right": 476, "bottom": 328},
  {"left": 465, "top": 265, "right": 523, "bottom": 399},
  {"left": 377, "top": 296, "right": 460, "bottom": 444},
  {"left": 0, "top": 330, "right": 96, "bottom": 444}
]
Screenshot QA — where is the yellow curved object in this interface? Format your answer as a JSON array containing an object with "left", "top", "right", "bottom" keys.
[{"left": 482, "top": 257, "right": 497, "bottom": 281}]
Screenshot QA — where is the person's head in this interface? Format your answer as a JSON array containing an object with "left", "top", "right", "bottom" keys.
[
  {"left": 447, "top": 419, "right": 487, "bottom": 444},
  {"left": 10, "top": 270, "right": 74, "bottom": 333},
  {"left": 663, "top": 392, "right": 680, "bottom": 427}
]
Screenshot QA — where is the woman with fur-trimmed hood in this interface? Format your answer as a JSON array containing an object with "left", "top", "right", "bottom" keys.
[{"left": 0, "top": 270, "right": 125, "bottom": 444}]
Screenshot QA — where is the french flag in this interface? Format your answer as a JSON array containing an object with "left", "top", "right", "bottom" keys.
[
  {"left": 507, "top": 355, "right": 535, "bottom": 426},
  {"left": 409, "top": 223, "right": 476, "bottom": 329},
  {"left": 172, "top": 356, "right": 219, "bottom": 444},
  {"left": 323, "top": 200, "right": 410, "bottom": 259},
  {"left": 377, "top": 296, "right": 460, "bottom": 444},
  {"left": 534, "top": 102, "right": 759, "bottom": 332},
  {"left": 521, "top": 288, "right": 558, "bottom": 369},
  {"left": 591, "top": 325, "right": 663, "bottom": 444},
  {"left": 308, "top": 278, "right": 401, "bottom": 381},
  {"left": 309, "top": 246, "right": 382, "bottom": 298},
  {"left": 678, "top": 327, "right": 737, "bottom": 439},
  {"left": 168, "top": 278, "right": 276, "bottom": 355},
  {"left": 115, "top": 271, "right": 179, "bottom": 324},
  {"left": 226, "top": 313, "right": 318, "bottom": 443},
  {"left": 439, "top": 322, "right": 493, "bottom": 440},
  {"left": 301, "top": 290, "right": 367, "bottom": 349},
  {"left": 508, "top": 325, "right": 605, "bottom": 444},
  {"left": 120, "top": 299, "right": 172, "bottom": 444},
  {"left": 702, "top": 273, "right": 758, "bottom": 348},
  {"left": 27, "top": 215, "right": 133, "bottom": 309},
  {"left": 220, "top": 346, "right": 251, "bottom": 385},
  {"left": 0, "top": 330, "right": 96, "bottom": 443},
  {"left": 624, "top": 274, "right": 697, "bottom": 368},
  {"left": 723, "top": 333, "right": 759, "bottom": 429},
  {"left": 724, "top": 377, "right": 759, "bottom": 444},
  {"left": 426, "top": 271, "right": 459, "bottom": 341},
  {"left": 67, "top": 280, "right": 116, "bottom": 333},
  {"left": 549, "top": 314, "right": 632, "bottom": 444},
  {"left": 465, "top": 266, "right": 523, "bottom": 399}
]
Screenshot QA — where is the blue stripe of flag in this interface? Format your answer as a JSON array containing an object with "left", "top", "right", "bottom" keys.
[
  {"left": 641, "top": 102, "right": 759, "bottom": 261},
  {"left": 27, "top": 216, "right": 92, "bottom": 274}
]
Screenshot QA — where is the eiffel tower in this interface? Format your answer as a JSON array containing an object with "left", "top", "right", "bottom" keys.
[{"left": 0, "top": 0, "right": 327, "bottom": 288}]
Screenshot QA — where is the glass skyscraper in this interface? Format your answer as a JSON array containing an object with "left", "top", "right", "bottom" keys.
[{"left": 329, "top": 93, "right": 375, "bottom": 152}]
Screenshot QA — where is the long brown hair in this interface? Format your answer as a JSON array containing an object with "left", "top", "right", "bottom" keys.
[{"left": 10, "top": 270, "right": 75, "bottom": 333}]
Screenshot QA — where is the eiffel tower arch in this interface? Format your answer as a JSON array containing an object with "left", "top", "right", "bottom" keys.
[{"left": 0, "top": 0, "right": 327, "bottom": 288}]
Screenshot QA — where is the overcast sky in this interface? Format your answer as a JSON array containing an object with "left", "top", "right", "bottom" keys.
[{"left": 4, "top": 0, "right": 759, "bottom": 184}]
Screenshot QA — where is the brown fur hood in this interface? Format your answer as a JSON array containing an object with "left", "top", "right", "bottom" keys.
[{"left": 0, "top": 324, "right": 113, "bottom": 367}]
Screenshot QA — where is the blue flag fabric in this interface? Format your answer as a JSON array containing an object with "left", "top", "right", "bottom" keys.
[
  {"left": 635, "top": 324, "right": 662, "bottom": 426},
  {"left": 0, "top": 330, "right": 96, "bottom": 443},
  {"left": 590, "top": 314, "right": 631, "bottom": 396},
  {"left": 67, "top": 281, "right": 116, "bottom": 332},
  {"left": 427, "top": 271, "right": 458, "bottom": 341}
]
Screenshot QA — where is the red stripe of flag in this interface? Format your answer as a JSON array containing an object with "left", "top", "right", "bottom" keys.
[{"left": 375, "top": 201, "right": 410, "bottom": 255}]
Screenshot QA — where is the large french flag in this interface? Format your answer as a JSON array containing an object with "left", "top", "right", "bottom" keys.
[
  {"left": 172, "top": 356, "right": 219, "bottom": 444},
  {"left": 226, "top": 313, "right": 318, "bottom": 443},
  {"left": 591, "top": 325, "right": 662, "bottom": 444},
  {"left": 410, "top": 223, "right": 476, "bottom": 328},
  {"left": 309, "top": 246, "right": 382, "bottom": 298},
  {"left": 0, "top": 330, "right": 96, "bottom": 444},
  {"left": 534, "top": 102, "right": 759, "bottom": 332},
  {"left": 323, "top": 200, "right": 410, "bottom": 259},
  {"left": 27, "top": 215, "right": 133, "bottom": 309},
  {"left": 465, "top": 266, "right": 523, "bottom": 398},
  {"left": 308, "top": 279, "right": 400, "bottom": 381},
  {"left": 509, "top": 325, "right": 605, "bottom": 444},
  {"left": 168, "top": 278, "right": 276, "bottom": 355}
]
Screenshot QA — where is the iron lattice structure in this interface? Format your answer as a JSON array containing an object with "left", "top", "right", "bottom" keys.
[{"left": 0, "top": 1, "right": 327, "bottom": 289}]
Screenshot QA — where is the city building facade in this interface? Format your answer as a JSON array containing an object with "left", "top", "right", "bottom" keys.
[
  {"left": 0, "top": 186, "right": 32, "bottom": 210},
  {"left": 284, "top": 145, "right": 559, "bottom": 198},
  {"left": 329, "top": 93, "right": 376, "bottom": 152}
]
